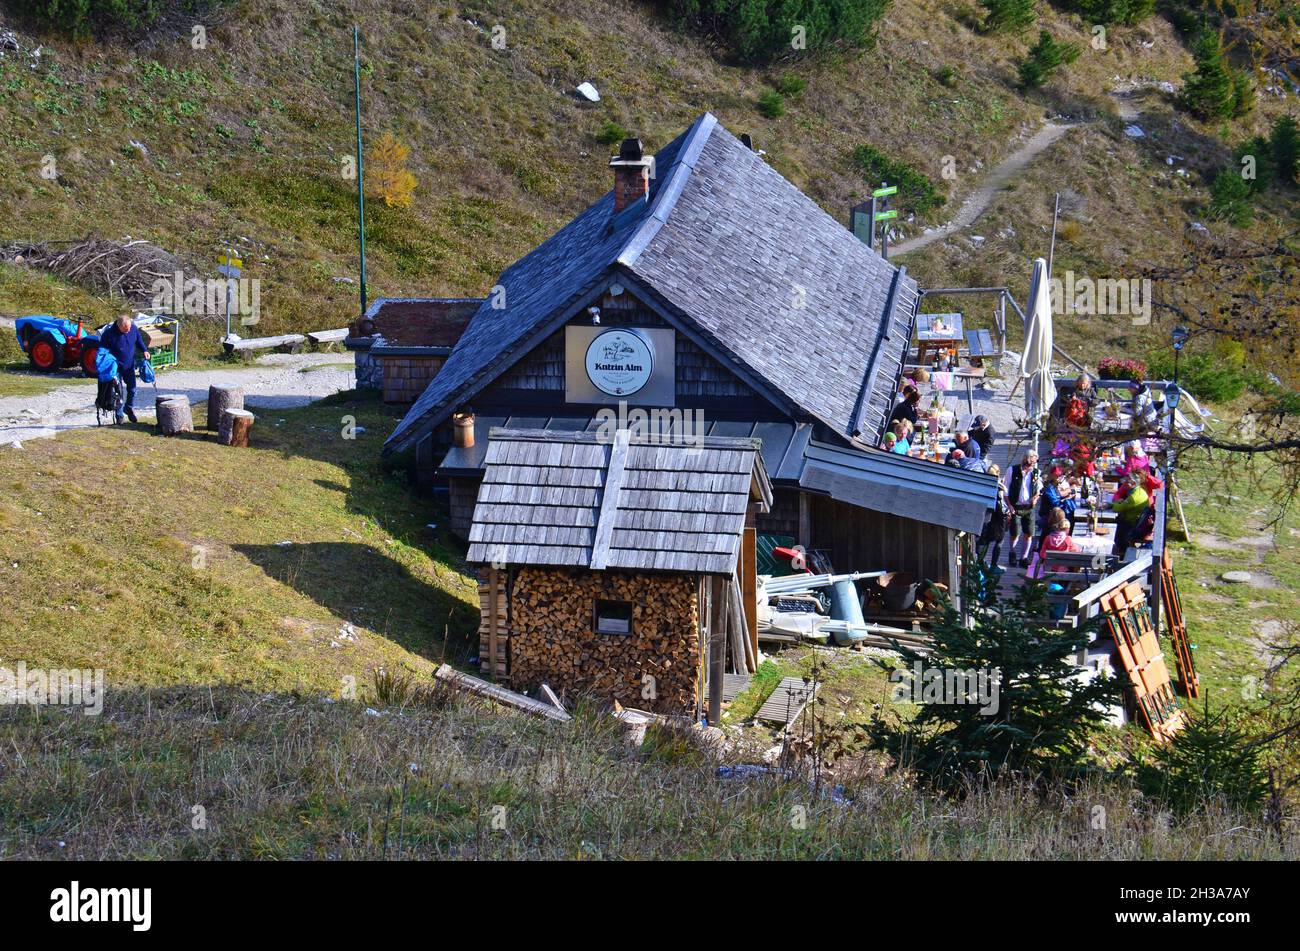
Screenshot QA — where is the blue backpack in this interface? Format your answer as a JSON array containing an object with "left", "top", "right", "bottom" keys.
[
  {"left": 138, "top": 357, "right": 156, "bottom": 383},
  {"left": 94, "top": 346, "right": 119, "bottom": 382}
]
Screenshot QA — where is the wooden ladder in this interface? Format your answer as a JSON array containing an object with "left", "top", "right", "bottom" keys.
[
  {"left": 478, "top": 568, "right": 509, "bottom": 680},
  {"left": 1160, "top": 549, "right": 1199, "bottom": 698}
]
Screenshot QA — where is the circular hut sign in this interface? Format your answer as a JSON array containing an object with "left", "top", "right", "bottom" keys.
[{"left": 584, "top": 329, "right": 654, "bottom": 397}]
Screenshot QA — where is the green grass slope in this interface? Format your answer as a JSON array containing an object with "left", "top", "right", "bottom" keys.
[
  {"left": 0, "top": 393, "right": 480, "bottom": 693},
  {"left": 0, "top": 0, "right": 1294, "bottom": 365}
]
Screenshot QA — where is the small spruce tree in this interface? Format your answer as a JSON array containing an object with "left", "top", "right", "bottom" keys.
[
  {"left": 1207, "top": 169, "right": 1255, "bottom": 227},
  {"left": 1235, "top": 135, "right": 1276, "bottom": 194},
  {"left": 1271, "top": 115, "right": 1300, "bottom": 186},
  {"left": 1136, "top": 701, "right": 1269, "bottom": 815},
  {"left": 1180, "top": 31, "right": 1236, "bottom": 120},
  {"left": 980, "top": 0, "right": 1036, "bottom": 33},
  {"left": 867, "top": 578, "right": 1122, "bottom": 784},
  {"left": 1017, "top": 31, "right": 1081, "bottom": 89}
]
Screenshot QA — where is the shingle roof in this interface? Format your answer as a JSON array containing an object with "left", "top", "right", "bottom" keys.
[
  {"left": 798, "top": 440, "right": 1000, "bottom": 535},
  {"left": 465, "top": 429, "right": 773, "bottom": 575},
  {"left": 385, "top": 113, "right": 916, "bottom": 454}
]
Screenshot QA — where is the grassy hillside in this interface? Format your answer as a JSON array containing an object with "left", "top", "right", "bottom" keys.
[
  {"left": 0, "top": 393, "right": 481, "bottom": 692},
  {"left": 1, "top": 0, "right": 1295, "bottom": 366},
  {"left": 3, "top": 683, "right": 1292, "bottom": 859}
]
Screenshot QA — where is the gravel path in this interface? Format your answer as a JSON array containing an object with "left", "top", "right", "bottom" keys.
[
  {"left": 894, "top": 121, "right": 1076, "bottom": 255},
  {"left": 1, "top": 351, "right": 356, "bottom": 446}
]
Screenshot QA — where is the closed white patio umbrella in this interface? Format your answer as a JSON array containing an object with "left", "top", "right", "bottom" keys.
[{"left": 1021, "top": 257, "right": 1056, "bottom": 429}]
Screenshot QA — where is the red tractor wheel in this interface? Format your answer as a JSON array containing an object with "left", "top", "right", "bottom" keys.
[
  {"left": 79, "top": 342, "right": 100, "bottom": 377},
  {"left": 28, "top": 332, "right": 64, "bottom": 372}
]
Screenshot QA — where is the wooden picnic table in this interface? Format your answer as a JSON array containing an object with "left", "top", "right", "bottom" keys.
[{"left": 916, "top": 313, "right": 963, "bottom": 368}]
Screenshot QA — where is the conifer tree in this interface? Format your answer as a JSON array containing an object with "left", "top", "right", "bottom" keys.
[{"left": 366, "top": 132, "right": 417, "bottom": 209}]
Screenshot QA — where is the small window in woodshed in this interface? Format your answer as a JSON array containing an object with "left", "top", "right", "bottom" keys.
[{"left": 593, "top": 599, "right": 634, "bottom": 635}]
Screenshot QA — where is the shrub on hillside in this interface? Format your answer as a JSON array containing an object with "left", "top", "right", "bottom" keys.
[
  {"left": 756, "top": 89, "right": 785, "bottom": 118},
  {"left": 1234, "top": 134, "right": 1276, "bottom": 194},
  {"left": 1057, "top": 0, "right": 1155, "bottom": 26},
  {"left": 1017, "top": 31, "right": 1080, "bottom": 89},
  {"left": 1179, "top": 30, "right": 1250, "bottom": 121},
  {"left": 1272, "top": 114, "right": 1300, "bottom": 186},
  {"left": 775, "top": 72, "right": 806, "bottom": 97},
  {"left": 851, "top": 144, "right": 946, "bottom": 215},
  {"left": 980, "top": 0, "right": 1036, "bottom": 33},
  {"left": 597, "top": 120, "right": 629, "bottom": 147},
  {"left": 866, "top": 579, "right": 1122, "bottom": 785},
  {"left": 1147, "top": 342, "right": 1249, "bottom": 402},
  {"left": 8, "top": 0, "right": 192, "bottom": 37},
  {"left": 366, "top": 133, "right": 417, "bottom": 209},
  {"left": 1135, "top": 703, "right": 1269, "bottom": 815},
  {"left": 1206, "top": 168, "right": 1254, "bottom": 226},
  {"left": 659, "top": 0, "right": 890, "bottom": 63}
]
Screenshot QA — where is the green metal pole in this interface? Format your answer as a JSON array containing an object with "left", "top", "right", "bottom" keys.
[{"left": 353, "top": 25, "right": 368, "bottom": 317}]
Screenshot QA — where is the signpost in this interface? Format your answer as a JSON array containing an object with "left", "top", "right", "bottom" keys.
[
  {"left": 217, "top": 251, "right": 242, "bottom": 340},
  {"left": 850, "top": 185, "right": 898, "bottom": 256},
  {"left": 873, "top": 184, "right": 897, "bottom": 260}
]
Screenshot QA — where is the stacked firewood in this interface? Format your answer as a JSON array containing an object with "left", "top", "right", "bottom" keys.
[{"left": 506, "top": 568, "right": 700, "bottom": 715}]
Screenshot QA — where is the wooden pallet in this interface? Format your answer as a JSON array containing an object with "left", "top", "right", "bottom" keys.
[
  {"left": 755, "top": 676, "right": 819, "bottom": 727},
  {"left": 722, "top": 673, "right": 752, "bottom": 703},
  {"left": 1099, "top": 581, "right": 1185, "bottom": 742}
]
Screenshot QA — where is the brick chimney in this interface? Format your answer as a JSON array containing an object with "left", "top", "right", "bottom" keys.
[{"left": 609, "top": 138, "right": 651, "bottom": 213}]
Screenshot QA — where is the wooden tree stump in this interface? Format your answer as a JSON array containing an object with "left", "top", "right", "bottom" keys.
[
  {"left": 206, "top": 383, "right": 244, "bottom": 431},
  {"left": 157, "top": 398, "right": 194, "bottom": 436},
  {"left": 218, "top": 408, "right": 255, "bottom": 447}
]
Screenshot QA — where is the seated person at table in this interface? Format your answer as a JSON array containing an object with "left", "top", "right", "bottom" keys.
[
  {"left": 1037, "top": 469, "right": 1078, "bottom": 537},
  {"left": 889, "top": 386, "right": 922, "bottom": 429},
  {"left": 968, "top": 414, "right": 995, "bottom": 458},
  {"left": 1115, "top": 439, "right": 1150, "bottom": 478},
  {"left": 945, "top": 449, "right": 965, "bottom": 468},
  {"left": 1065, "top": 374, "right": 1095, "bottom": 427},
  {"left": 1111, "top": 473, "right": 1151, "bottom": 559},
  {"left": 1029, "top": 507, "right": 1081, "bottom": 578},
  {"left": 890, "top": 421, "right": 911, "bottom": 455},
  {"left": 953, "top": 430, "right": 982, "bottom": 463},
  {"left": 1074, "top": 373, "right": 1097, "bottom": 408},
  {"left": 882, "top": 432, "right": 897, "bottom": 451},
  {"left": 1131, "top": 379, "right": 1159, "bottom": 430}
]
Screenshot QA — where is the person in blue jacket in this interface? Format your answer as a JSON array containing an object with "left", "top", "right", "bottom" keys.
[{"left": 98, "top": 314, "right": 149, "bottom": 423}]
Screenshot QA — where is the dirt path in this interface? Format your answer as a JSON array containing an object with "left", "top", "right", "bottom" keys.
[
  {"left": 1, "top": 351, "right": 356, "bottom": 446},
  {"left": 893, "top": 120, "right": 1076, "bottom": 255}
]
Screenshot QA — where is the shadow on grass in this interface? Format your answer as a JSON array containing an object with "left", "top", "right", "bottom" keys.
[{"left": 234, "top": 541, "right": 477, "bottom": 665}]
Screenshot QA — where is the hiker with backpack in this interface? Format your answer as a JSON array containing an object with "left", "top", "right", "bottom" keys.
[{"left": 98, "top": 314, "right": 150, "bottom": 423}]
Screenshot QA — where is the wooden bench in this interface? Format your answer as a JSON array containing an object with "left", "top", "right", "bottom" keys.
[
  {"left": 223, "top": 333, "right": 306, "bottom": 355},
  {"left": 306, "top": 328, "right": 349, "bottom": 348},
  {"left": 965, "top": 329, "right": 1000, "bottom": 366}
]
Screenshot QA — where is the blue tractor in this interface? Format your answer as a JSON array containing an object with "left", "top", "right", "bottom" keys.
[{"left": 14, "top": 315, "right": 103, "bottom": 376}]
